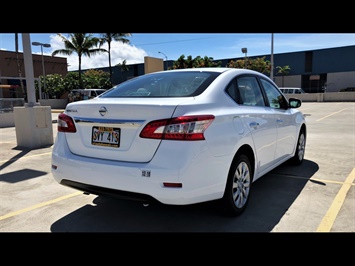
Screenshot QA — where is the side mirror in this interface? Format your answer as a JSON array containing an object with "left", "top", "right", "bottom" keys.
[{"left": 289, "top": 98, "right": 302, "bottom": 108}]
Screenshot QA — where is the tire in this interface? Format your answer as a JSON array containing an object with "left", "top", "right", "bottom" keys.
[
  {"left": 291, "top": 129, "right": 306, "bottom": 165},
  {"left": 221, "top": 154, "right": 253, "bottom": 217}
]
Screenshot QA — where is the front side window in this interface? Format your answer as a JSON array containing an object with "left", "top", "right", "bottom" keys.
[
  {"left": 101, "top": 71, "right": 220, "bottom": 98},
  {"left": 260, "top": 78, "right": 288, "bottom": 109}
]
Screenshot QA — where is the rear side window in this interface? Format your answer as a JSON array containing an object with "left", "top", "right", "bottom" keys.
[
  {"left": 101, "top": 71, "right": 220, "bottom": 98},
  {"left": 236, "top": 76, "right": 265, "bottom": 107},
  {"left": 95, "top": 89, "right": 107, "bottom": 96}
]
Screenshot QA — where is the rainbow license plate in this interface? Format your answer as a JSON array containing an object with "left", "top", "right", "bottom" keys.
[{"left": 91, "top": 126, "right": 120, "bottom": 148}]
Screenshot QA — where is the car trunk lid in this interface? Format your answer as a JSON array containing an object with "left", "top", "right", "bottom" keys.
[{"left": 63, "top": 98, "right": 194, "bottom": 162}]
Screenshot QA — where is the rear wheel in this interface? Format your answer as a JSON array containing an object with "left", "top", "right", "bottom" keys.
[
  {"left": 291, "top": 129, "right": 306, "bottom": 165},
  {"left": 221, "top": 154, "right": 253, "bottom": 217}
]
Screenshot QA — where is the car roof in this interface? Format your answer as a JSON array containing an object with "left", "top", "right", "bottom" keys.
[
  {"left": 279, "top": 87, "right": 303, "bottom": 89},
  {"left": 72, "top": 89, "right": 106, "bottom": 91},
  {"left": 150, "top": 67, "right": 266, "bottom": 78},
  {"left": 150, "top": 67, "right": 260, "bottom": 74}
]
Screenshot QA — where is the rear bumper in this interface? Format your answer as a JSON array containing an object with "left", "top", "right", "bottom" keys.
[
  {"left": 51, "top": 133, "right": 230, "bottom": 205},
  {"left": 60, "top": 179, "right": 158, "bottom": 204}
]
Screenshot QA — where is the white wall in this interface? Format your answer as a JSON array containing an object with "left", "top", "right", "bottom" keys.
[
  {"left": 274, "top": 75, "right": 302, "bottom": 88},
  {"left": 278, "top": 71, "right": 355, "bottom": 92},
  {"left": 326, "top": 71, "right": 355, "bottom": 92}
]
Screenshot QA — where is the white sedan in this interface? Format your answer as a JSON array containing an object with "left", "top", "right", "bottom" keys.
[{"left": 51, "top": 67, "right": 306, "bottom": 216}]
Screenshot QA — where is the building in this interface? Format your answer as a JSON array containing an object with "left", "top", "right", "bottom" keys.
[
  {"left": 88, "top": 45, "right": 355, "bottom": 93},
  {"left": 1, "top": 45, "right": 355, "bottom": 99},
  {"left": 249, "top": 45, "right": 355, "bottom": 93},
  {"left": 0, "top": 50, "right": 67, "bottom": 98}
]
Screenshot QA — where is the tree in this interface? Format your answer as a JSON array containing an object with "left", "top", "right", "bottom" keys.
[
  {"left": 83, "top": 69, "right": 111, "bottom": 89},
  {"left": 116, "top": 59, "right": 131, "bottom": 83},
  {"left": 99, "top": 33, "right": 131, "bottom": 85},
  {"left": 276, "top": 65, "right": 291, "bottom": 87},
  {"left": 52, "top": 33, "right": 107, "bottom": 89},
  {"left": 171, "top": 55, "right": 221, "bottom": 69},
  {"left": 35, "top": 73, "right": 65, "bottom": 99},
  {"left": 194, "top": 56, "right": 221, "bottom": 68},
  {"left": 227, "top": 56, "right": 271, "bottom": 75},
  {"left": 34, "top": 70, "right": 111, "bottom": 99},
  {"left": 172, "top": 55, "right": 189, "bottom": 69},
  {"left": 116, "top": 59, "right": 130, "bottom": 72}
]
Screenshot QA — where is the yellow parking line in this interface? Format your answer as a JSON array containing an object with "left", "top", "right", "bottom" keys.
[
  {"left": 316, "top": 108, "right": 347, "bottom": 122},
  {"left": 316, "top": 168, "right": 355, "bottom": 232},
  {"left": 0, "top": 191, "right": 83, "bottom": 221}
]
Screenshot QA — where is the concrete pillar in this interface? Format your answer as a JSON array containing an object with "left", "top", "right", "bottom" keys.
[
  {"left": 21, "top": 33, "right": 37, "bottom": 106},
  {"left": 14, "top": 106, "right": 53, "bottom": 148},
  {"left": 13, "top": 33, "right": 53, "bottom": 148}
]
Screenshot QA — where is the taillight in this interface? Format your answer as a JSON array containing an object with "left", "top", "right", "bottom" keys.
[
  {"left": 140, "top": 115, "right": 214, "bottom": 140},
  {"left": 57, "top": 113, "right": 77, "bottom": 133}
]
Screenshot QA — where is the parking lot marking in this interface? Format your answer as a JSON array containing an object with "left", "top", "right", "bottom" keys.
[
  {"left": 316, "top": 108, "right": 347, "bottom": 122},
  {"left": 0, "top": 191, "right": 83, "bottom": 221},
  {"left": 316, "top": 168, "right": 355, "bottom": 232}
]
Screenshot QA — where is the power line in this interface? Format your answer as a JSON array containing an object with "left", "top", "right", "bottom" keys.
[{"left": 133, "top": 36, "right": 217, "bottom": 47}]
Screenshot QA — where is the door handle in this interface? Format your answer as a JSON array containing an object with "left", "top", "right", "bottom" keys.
[{"left": 249, "top": 122, "right": 259, "bottom": 129}]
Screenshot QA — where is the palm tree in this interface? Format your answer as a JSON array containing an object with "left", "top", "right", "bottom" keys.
[
  {"left": 99, "top": 33, "right": 131, "bottom": 85},
  {"left": 52, "top": 33, "right": 107, "bottom": 89},
  {"left": 116, "top": 59, "right": 130, "bottom": 82},
  {"left": 276, "top": 65, "right": 291, "bottom": 87}
]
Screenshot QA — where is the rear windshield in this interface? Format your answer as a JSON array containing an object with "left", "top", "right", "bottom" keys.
[
  {"left": 95, "top": 90, "right": 107, "bottom": 95},
  {"left": 101, "top": 71, "right": 221, "bottom": 98}
]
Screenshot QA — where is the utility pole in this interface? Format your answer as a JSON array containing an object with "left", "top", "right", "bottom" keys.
[
  {"left": 270, "top": 33, "right": 274, "bottom": 81},
  {"left": 15, "top": 33, "right": 25, "bottom": 97}
]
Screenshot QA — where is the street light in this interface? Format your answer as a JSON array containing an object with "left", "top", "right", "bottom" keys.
[
  {"left": 158, "top": 51, "right": 168, "bottom": 70},
  {"left": 241, "top": 48, "right": 247, "bottom": 68},
  {"left": 32, "top": 41, "right": 51, "bottom": 99},
  {"left": 270, "top": 33, "right": 274, "bottom": 80}
]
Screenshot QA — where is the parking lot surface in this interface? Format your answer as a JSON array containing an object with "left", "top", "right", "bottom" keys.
[{"left": 0, "top": 102, "right": 354, "bottom": 232}]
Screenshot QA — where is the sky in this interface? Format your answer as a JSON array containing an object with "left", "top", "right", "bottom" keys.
[{"left": 0, "top": 33, "right": 354, "bottom": 72}]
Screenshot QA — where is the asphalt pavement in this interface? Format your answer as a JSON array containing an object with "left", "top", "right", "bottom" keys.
[{"left": 0, "top": 103, "right": 354, "bottom": 233}]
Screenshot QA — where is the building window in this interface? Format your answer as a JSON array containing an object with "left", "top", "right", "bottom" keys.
[
  {"left": 305, "top": 51, "right": 313, "bottom": 73},
  {"left": 302, "top": 73, "right": 327, "bottom": 93}
]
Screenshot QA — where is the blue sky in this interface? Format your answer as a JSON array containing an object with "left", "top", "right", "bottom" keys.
[{"left": 1, "top": 33, "right": 354, "bottom": 71}]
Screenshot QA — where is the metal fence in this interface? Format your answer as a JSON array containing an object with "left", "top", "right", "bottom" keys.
[{"left": 0, "top": 98, "right": 25, "bottom": 112}]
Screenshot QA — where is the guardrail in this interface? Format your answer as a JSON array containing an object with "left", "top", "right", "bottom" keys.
[
  {"left": 0, "top": 98, "right": 25, "bottom": 112},
  {"left": 283, "top": 92, "right": 355, "bottom": 102}
]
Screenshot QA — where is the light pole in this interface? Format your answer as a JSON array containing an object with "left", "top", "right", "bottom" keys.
[
  {"left": 32, "top": 41, "right": 51, "bottom": 99},
  {"left": 241, "top": 47, "right": 247, "bottom": 68},
  {"left": 158, "top": 51, "right": 168, "bottom": 70},
  {"left": 270, "top": 33, "right": 274, "bottom": 80}
]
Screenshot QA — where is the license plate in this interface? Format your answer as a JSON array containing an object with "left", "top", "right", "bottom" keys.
[{"left": 91, "top": 126, "right": 120, "bottom": 148}]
